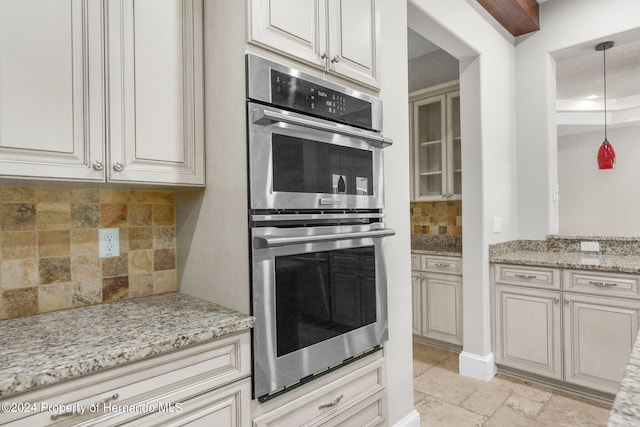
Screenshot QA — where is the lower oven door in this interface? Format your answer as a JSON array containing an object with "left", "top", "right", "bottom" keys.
[{"left": 251, "top": 223, "right": 394, "bottom": 399}]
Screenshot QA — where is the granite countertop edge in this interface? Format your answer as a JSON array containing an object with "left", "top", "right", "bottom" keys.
[
  {"left": 0, "top": 293, "right": 255, "bottom": 399},
  {"left": 490, "top": 251, "right": 640, "bottom": 274},
  {"left": 411, "top": 248, "right": 462, "bottom": 257}
]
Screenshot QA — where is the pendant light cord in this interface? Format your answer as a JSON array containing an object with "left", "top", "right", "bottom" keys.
[{"left": 603, "top": 45, "right": 608, "bottom": 141}]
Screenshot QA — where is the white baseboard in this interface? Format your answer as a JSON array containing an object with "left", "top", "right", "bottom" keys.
[
  {"left": 393, "top": 409, "right": 420, "bottom": 427},
  {"left": 459, "top": 351, "right": 497, "bottom": 382}
]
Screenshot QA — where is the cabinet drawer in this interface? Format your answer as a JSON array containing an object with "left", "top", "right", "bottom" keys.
[
  {"left": 493, "top": 264, "right": 560, "bottom": 290},
  {"left": 422, "top": 256, "right": 462, "bottom": 275},
  {"left": 1, "top": 332, "right": 250, "bottom": 426},
  {"left": 252, "top": 353, "right": 385, "bottom": 427},
  {"left": 563, "top": 270, "right": 640, "bottom": 299},
  {"left": 411, "top": 254, "right": 421, "bottom": 270}
]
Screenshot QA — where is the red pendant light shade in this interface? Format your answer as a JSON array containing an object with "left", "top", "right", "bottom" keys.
[
  {"left": 595, "top": 41, "right": 615, "bottom": 170},
  {"left": 597, "top": 139, "right": 616, "bottom": 169}
]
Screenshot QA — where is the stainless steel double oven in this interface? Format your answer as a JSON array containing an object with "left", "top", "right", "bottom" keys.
[{"left": 246, "top": 54, "right": 394, "bottom": 400}]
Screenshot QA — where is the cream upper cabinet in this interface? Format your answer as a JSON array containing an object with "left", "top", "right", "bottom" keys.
[
  {"left": 105, "top": 0, "right": 205, "bottom": 185},
  {"left": 248, "top": 0, "right": 380, "bottom": 89},
  {"left": 0, "top": 0, "right": 205, "bottom": 186},
  {"left": 410, "top": 83, "right": 462, "bottom": 201},
  {"left": 0, "top": 0, "right": 105, "bottom": 181}
]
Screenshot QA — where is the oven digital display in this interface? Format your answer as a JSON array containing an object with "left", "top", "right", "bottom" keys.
[
  {"left": 270, "top": 70, "right": 373, "bottom": 129},
  {"left": 274, "top": 247, "right": 377, "bottom": 357}
]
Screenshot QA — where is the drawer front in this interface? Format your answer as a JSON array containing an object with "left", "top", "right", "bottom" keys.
[
  {"left": 422, "top": 256, "right": 462, "bottom": 275},
  {"left": 322, "top": 391, "right": 386, "bottom": 427},
  {"left": 563, "top": 270, "right": 640, "bottom": 299},
  {"left": 252, "top": 355, "right": 385, "bottom": 427},
  {"left": 493, "top": 264, "right": 560, "bottom": 290},
  {"left": 411, "top": 254, "right": 421, "bottom": 271},
  {"left": 0, "top": 332, "right": 250, "bottom": 426}
]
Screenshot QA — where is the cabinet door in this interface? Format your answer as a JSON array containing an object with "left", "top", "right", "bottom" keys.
[
  {"left": 446, "top": 91, "right": 462, "bottom": 197},
  {"left": 411, "top": 272, "right": 422, "bottom": 336},
  {"left": 0, "top": 0, "right": 104, "bottom": 181},
  {"left": 106, "top": 0, "right": 205, "bottom": 185},
  {"left": 413, "top": 95, "right": 446, "bottom": 200},
  {"left": 494, "top": 285, "right": 562, "bottom": 380},
  {"left": 247, "top": 0, "right": 327, "bottom": 69},
  {"left": 563, "top": 294, "right": 640, "bottom": 394},
  {"left": 327, "top": 0, "right": 379, "bottom": 89},
  {"left": 422, "top": 273, "right": 462, "bottom": 345}
]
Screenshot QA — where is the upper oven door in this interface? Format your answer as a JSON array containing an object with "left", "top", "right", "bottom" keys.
[{"left": 248, "top": 102, "right": 387, "bottom": 211}]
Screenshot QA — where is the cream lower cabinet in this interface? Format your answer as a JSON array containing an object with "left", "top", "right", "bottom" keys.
[
  {"left": 251, "top": 350, "right": 386, "bottom": 427},
  {"left": 493, "top": 264, "right": 640, "bottom": 395},
  {"left": 247, "top": 0, "right": 380, "bottom": 89},
  {"left": 0, "top": 331, "right": 251, "bottom": 426},
  {"left": 0, "top": 0, "right": 205, "bottom": 186},
  {"left": 412, "top": 253, "right": 463, "bottom": 347}
]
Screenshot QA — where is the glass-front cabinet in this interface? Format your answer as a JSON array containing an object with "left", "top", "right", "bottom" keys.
[{"left": 410, "top": 82, "right": 461, "bottom": 201}]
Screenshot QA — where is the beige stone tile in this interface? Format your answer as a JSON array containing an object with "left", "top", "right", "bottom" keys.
[
  {"left": 70, "top": 229, "right": 98, "bottom": 258},
  {"left": 416, "top": 394, "right": 487, "bottom": 427},
  {"left": 39, "top": 282, "right": 73, "bottom": 313},
  {"left": 69, "top": 188, "right": 99, "bottom": 203},
  {"left": 153, "top": 226, "right": 176, "bottom": 249},
  {"left": 0, "top": 187, "right": 36, "bottom": 203},
  {"left": 102, "top": 276, "right": 129, "bottom": 302},
  {"left": 1, "top": 259, "right": 38, "bottom": 290},
  {"left": 37, "top": 203, "right": 71, "bottom": 230},
  {"left": 71, "top": 280, "right": 102, "bottom": 307},
  {"left": 414, "top": 359, "right": 433, "bottom": 378},
  {"left": 460, "top": 383, "right": 512, "bottom": 417},
  {"left": 0, "top": 203, "right": 37, "bottom": 231},
  {"left": 38, "top": 230, "right": 70, "bottom": 257},
  {"left": 154, "top": 270, "right": 177, "bottom": 293},
  {"left": 129, "top": 227, "right": 153, "bottom": 250},
  {"left": 537, "top": 394, "right": 610, "bottom": 427},
  {"left": 503, "top": 393, "right": 546, "bottom": 418},
  {"left": 152, "top": 204, "right": 175, "bottom": 226},
  {"left": 129, "top": 273, "right": 154, "bottom": 298},
  {"left": 414, "top": 366, "right": 480, "bottom": 405},
  {"left": 70, "top": 204, "right": 100, "bottom": 229},
  {"left": 71, "top": 256, "right": 101, "bottom": 281},
  {"left": 149, "top": 191, "right": 175, "bottom": 204},
  {"left": 100, "top": 204, "right": 128, "bottom": 228},
  {"left": 154, "top": 248, "right": 176, "bottom": 271},
  {"left": 413, "top": 343, "right": 454, "bottom": 365},
  {"left": 39, "top": 257, "right": 71, "bottom": 285},
  {"left": 414, "top": 389, "right": 427, "bottom": 405},
  {"left": 489, "top": 375, "right": 553, "bottom": 404},
  {"left": 2, "top": 287, "right": 38, "bottom": 318},
  {"left": 485, "top": 405, "right": 555, "bottom": 427},
  {"left": 129, "top": 250, "right": 153, "bottom": 274},
  {"left": 33, "top": 188, "right": 70, "bottom": 203},
  {"left": 128, "top": 204, "right": 152, "bottom": 226},
  {"left": 99, "top": 190, "right": 131, "bottom": 203},
  {"left": 102, "top": 253, "right": 128, "bottom": 278},
  {"left": 438, "top": 354, "right": 460, "bottom": 373},
  {"left": 1, "top": 231, "right": 37, "bottom": 260}
]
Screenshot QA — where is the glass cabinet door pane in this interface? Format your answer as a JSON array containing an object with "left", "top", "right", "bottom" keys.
[
  {"left": 451, "top": 95, "right": 460, "bottom": 139},
  {"left": 453, "top": 139, "right": 461, "bottom": 171},
  {"left": 453, "top": 171, "right": 462, "bottom": 195},
  {"left": 418, "top": 101, "right": 442, "bottom": 142},
  {"left": 419, "top": 143, "right": 442, "bottom": 174},
  {"left": 420, "top": 174, "right": 442, "bottom": 197}
]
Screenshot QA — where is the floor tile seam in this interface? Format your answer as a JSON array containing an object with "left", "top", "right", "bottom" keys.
[{"left": 457, "top": 390, "right": 515, "bottom": 420}]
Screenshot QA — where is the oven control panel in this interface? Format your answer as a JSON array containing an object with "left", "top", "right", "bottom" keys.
[{"left": 271, "top": 70, "right": 372, "bottom": 129}]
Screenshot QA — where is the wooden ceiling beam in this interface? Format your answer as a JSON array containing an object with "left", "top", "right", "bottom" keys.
[{"left": 477, "top": 0, "right": 540, "bottom": 36}]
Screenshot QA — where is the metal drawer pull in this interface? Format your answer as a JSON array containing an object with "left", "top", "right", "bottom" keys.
[
  {"left": 588, "top": 281, "right": 618, "bottom": 287},
  {"left": 319, "top": 394, "right": 343, "bottom": 410},
  {"left": 514, "top": 274, "right": 537, "bottom": 280},
  {"left": 51, "top": 394, "right": 119, "bottom": 420},
  {"left": 434, "top": 263, "right": 453, "bottom": 268}
]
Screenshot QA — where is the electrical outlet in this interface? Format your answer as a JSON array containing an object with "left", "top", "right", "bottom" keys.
[
  {"left": 99, "top": 228, "right": 120, "bottom": 258},
  {"left": 493, "top": 217, "right": 502, "bottom": 233},
  {"left": 580, "top": 241, "right": 600, "bottom": 252}
]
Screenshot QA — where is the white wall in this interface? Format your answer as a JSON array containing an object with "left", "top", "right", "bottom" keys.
[
  {"left": 408, "top": 0, "right": 518, "bottom": 378},
  {"left": 515, "top": 0, "right": 640, "bottom": 239},
  {"left": 558, "top": 125, "right": 640, "bottom": 236},
  {"left": 408, "top": 49, "right": 459, "bottom": 92}
]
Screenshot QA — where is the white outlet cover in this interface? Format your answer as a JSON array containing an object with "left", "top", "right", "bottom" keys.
[
  {"left": 580, "top": 241, "right": 600, "bottom": 252},
  {"left": 99, "top": 228, "right": 120, "bottom": 258}
]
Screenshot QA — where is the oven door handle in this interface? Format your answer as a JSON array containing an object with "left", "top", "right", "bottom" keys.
[
  {"left": 254, "top": 228, "right": 396, "bottom": 249},
  {"left": 251, "top": 109, "right": 393, "bottom": 148}
]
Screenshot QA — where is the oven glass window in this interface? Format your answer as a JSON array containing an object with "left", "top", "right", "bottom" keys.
[
  {"left": 275, "top": 246, "right": 376, "bottom": 357},
  {"left": 272, "top": 135, "right": 373, "bottom": 195}
]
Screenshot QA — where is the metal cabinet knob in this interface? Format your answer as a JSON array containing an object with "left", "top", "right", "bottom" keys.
[
  {"left": 321, "top": 51, "right": 329, "bottom": 60},
  {"left": 112, "top": 162, "right": 125, "bottom": 172},
  {"left": 92, "top": 161, "right": 104, "bottom": 171},
  {"left": 331, "top": 55, "right": 340, "bottom": 63}
]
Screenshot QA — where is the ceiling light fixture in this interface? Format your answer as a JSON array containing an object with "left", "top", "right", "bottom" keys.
[{"left": 596, "top": 41, "right": 616, "bottom": 169}]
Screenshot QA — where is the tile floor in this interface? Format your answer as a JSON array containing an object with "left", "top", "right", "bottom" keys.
[{"left": 413, "top": 342, "right": 612, "bottom": 426}]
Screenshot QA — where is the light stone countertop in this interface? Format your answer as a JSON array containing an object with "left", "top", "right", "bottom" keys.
[
  {"left": 490, "top": 250, "right": 640, "bottom": 274},
  {"left": 0, "top": 293, "right": 255, "bottom": 399},
  {"left": 609, "top": 334, "right": 640, "bottom": 425},
  {"left": 411, "top": 247, "right": 462, "bottom": 257}
]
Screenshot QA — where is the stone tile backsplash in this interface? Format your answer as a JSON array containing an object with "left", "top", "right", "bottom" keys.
[
  {"left": 0, "top": 185, "right": 177, "bottom": 319},
  {"left": 410, "top": 200, "right": 462, "bottom": 236}
]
